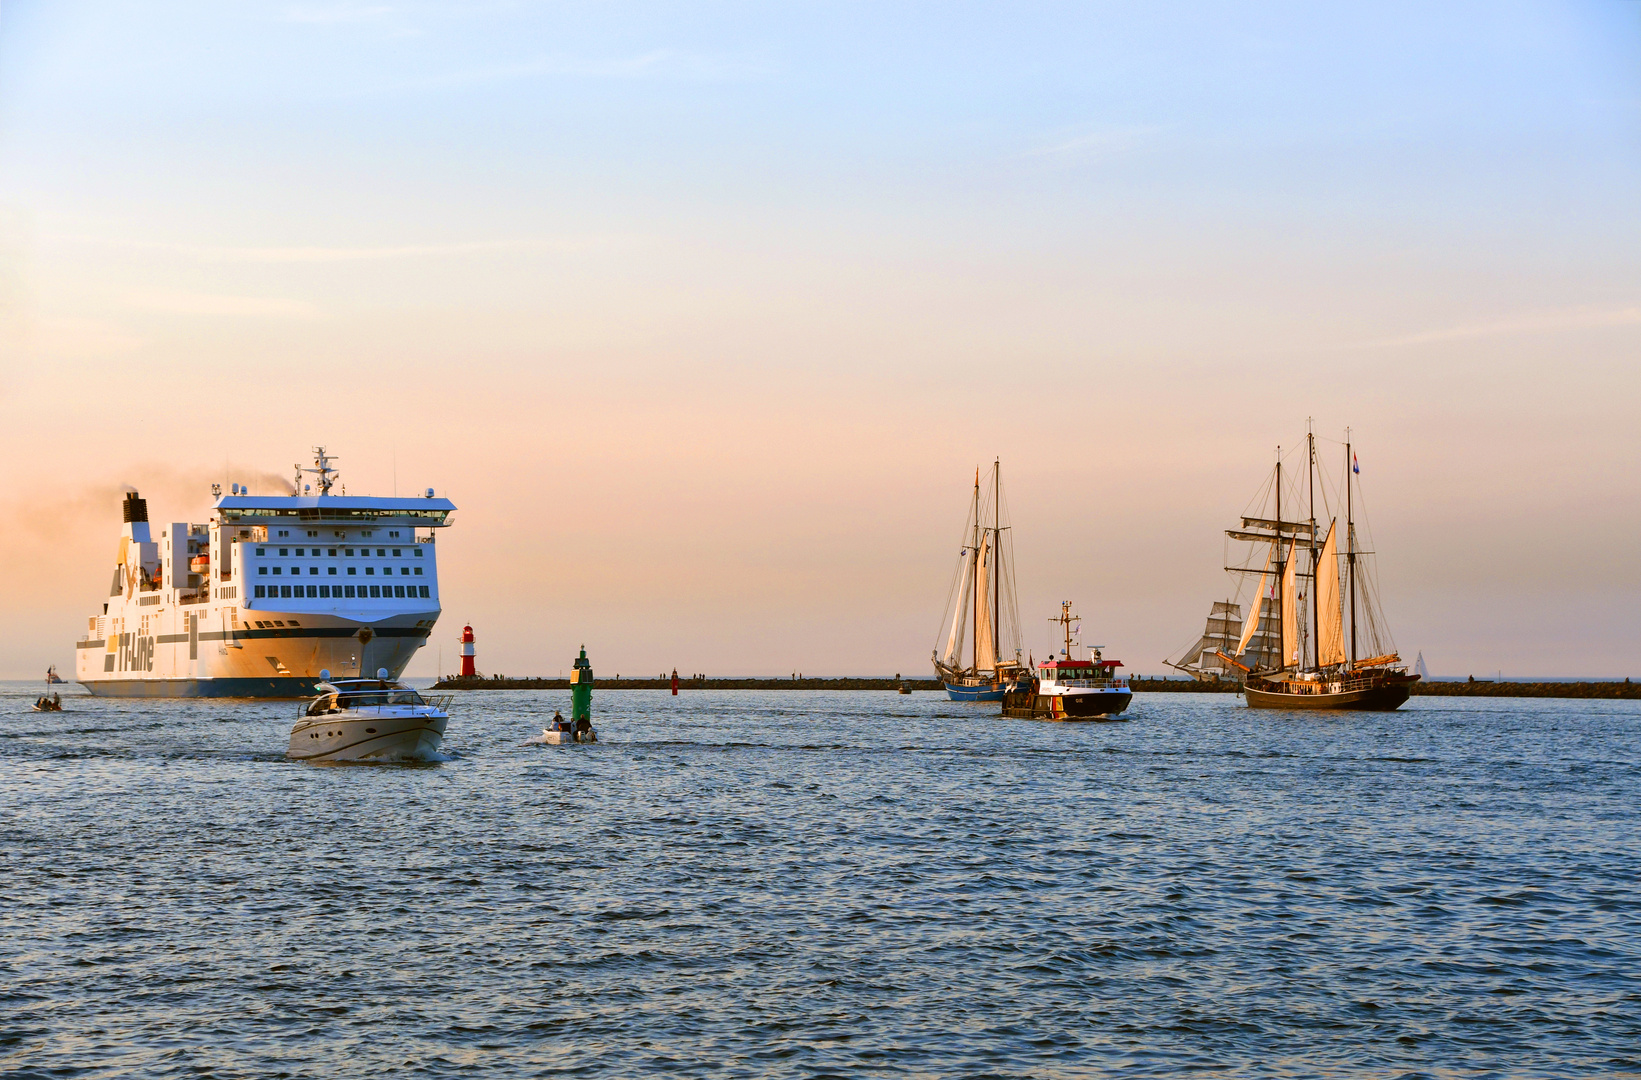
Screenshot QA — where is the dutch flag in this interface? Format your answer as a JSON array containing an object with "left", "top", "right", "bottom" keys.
[{"left": 1352, "top": 452, "right": 1360, "bottom": 475}]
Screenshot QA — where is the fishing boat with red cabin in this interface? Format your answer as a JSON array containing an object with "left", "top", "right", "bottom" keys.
[{"left": 1003, "top": 602, "right": 1132, "bottom": 720}]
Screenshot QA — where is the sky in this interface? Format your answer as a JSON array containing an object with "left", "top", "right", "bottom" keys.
[{"left": 0, "top": 1, "right": 1637, "bottom": 679}]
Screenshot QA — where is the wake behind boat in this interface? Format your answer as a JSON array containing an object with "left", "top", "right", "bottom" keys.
[
  {"left": 289, "top": 669, "right": 452, "bottom": 762},
  {"left": 932, "top": 460, "right": 1027, "bottom": 701}
]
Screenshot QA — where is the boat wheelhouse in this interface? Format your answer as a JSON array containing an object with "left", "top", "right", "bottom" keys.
[{"left": 1003, "top": 602, "right": 1132, "bottom": 719}]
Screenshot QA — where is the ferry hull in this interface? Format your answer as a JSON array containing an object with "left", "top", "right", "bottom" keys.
[
  {"left": 77, "top": 616, "right": 433, "bottom": 698},
  {"left": 1244, "top": 674, "right": 1417, "bottom": 711}
]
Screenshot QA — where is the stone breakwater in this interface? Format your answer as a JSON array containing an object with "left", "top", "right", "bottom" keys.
[
  {"left": 433, "top": 675, "right": 1637, "bottom": 698},
  {"left": 433, "top": 676, "right": 944, "bottom": 691}
]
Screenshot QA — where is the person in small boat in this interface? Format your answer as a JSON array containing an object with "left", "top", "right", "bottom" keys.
[
  {"left": 550, "top": 710, "right": 571, "bottom": 732},
  {"left": 573, "top": 713, "right": 593, "bottom": 742}
]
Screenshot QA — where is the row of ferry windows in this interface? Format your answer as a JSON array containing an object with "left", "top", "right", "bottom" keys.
[
  {"left": 254, "top": 584, "right": 431, "bottom": 600},
  {"left": 258, "top": 566, "right": 423, "bottom": 576},
  {"left": 255, "top": 547, "right": 422, "bottom": 558},
  {"left": 275, "top": 529, "right": 403, "bottom": 540}
]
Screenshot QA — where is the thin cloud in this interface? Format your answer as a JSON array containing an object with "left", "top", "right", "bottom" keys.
[
  {"left": 1025, "top": 124, "right": 1168, "bottom": 159},
  {"left": 1348, "top": 305, "right": 1641, "bottom": 349},
  {"left": 123, "top": 290, "right": 321, "bottom": 319},
  {"left": 56, "top": 236, "right": 631, "bottom": 263},
  {"left": 281, "top": 4, "right": 393, "bottom": 25}
]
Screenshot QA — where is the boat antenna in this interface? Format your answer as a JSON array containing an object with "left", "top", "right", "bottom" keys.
[
  {"left": 1274, "top": 445, "right": 1284, "bottom": 671},
  {"left": 993, "top": 458, "right": 1001, "bottom": 675},
  {"left": 302, "top": 446, "right": 341, "bottom": 497}
]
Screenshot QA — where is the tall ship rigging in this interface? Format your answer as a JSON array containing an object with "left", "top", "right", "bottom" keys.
[
  {"left": 76, "top": 448, "right": 455, "bottom": 697},
  {"left": 1181, "top": 427, "right": 1417, "bottom": 710},
  {"left": 932, "top": 460, "right": 1027, "bottom": 701}
]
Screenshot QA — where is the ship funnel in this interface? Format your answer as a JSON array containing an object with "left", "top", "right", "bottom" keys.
[{"left": 122, "top": 491, "right": 149, "bottom": 523}]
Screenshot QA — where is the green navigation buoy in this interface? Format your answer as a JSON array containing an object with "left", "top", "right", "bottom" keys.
[{"left": 570, "top": 645, "right": 593, "bottom": 723}]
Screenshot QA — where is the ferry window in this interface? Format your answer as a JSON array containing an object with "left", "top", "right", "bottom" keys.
[
  {"left": 295, "top": 548, "right": 303, "bottom": 556},
  {"left": 362, "top": 530, "right": 373, "bottom": 537},
  {"left": 376, "top": 548, "right": 385, "bottom": 557},
  {"left": 344, "top": 585, "right": 356, "bottom": 597},
  {"left": 307, "top": 530, "right": 318, "bottom": 538},
  {"left": 319, "top": 585, "right": 329, "bottom": 597},
  {"left": 389, "top": 531, "right": 399, "bottom": 538},
  {"left": 258, "top": 567, "right": 267, "bottom": 575},
  {"left": 287, "top": 619, "right": 300, "bottom": 626},
  {"left": 347, "top": 567, "right": 356, "bottom": 576},
  {"left": 418, "top": 585, "right": 430, "bottom": 598},
  {"left": 414, "top": 567, "right": 422, "bottom": 576},
  {"left": 308, "top": 567, "right": 318, "bottom": 575},
  {"left": 415, "top": 549, "right": 422, "bottom": 557},
  {"left": 274, "top": 621, "right": 285, "bottom": 627},
  {"left": 306, "top": 585, "right": 317, "bottom": 598},
  {"left": 327, "top": 567, "right": 337, "bottom": 575},
  {"left": 279, "top": 548, "right": 289, "bottom": 556},
  {"left": 256, "top": 547, "right": 266, "bottom": 556},
  {"left": 290, "top": 566, "right": 300, "bottom": 575},
  {"left": 344, "top": 548, "right": 354, "bottom": 556},
  {"left": 280, "top": 585, "right": 292, "bottom": 598},
  {"left": 254, "top": 585, "right": 266, "bottom": 598},
  {"left": 327, "top": 549, "right": 336, "bottom": 557},
  {"left": 278, "top": 530, "right": 288, "bottom": 537},
  {"left": 273, "top": 567, "right": 282, "bottom": 575},
  {"left": 392, "top": 549, "right": 401, "bottom": 557},
  {"left": 369, "top": 585, "right": 381, "bottom": 598},
  {"left": 394, "top": 585, "right": 405, "bottom": 598}
]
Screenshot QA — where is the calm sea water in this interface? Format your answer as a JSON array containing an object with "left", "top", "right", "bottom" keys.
[{"left": 2, "top": 682, "right": 1637, "bottom": 1078}]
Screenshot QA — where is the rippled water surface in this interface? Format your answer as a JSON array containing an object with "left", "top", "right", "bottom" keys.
[{"left": 2, "top": 682, "right": 1638, "bottom": 1078}]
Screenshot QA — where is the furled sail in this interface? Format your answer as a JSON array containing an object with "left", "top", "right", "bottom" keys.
[
  {"left": 1316, "top": 519, "right": 1346, "bottom": 667},
  {"left": 941, "top": 547, "right": 973, "bottom": 666},
  {"left": 973, "top": 534, "right": 996, "bottom": 672},
  {"left": 1280, "top": 542, "right": 1298, "bottom": 668},
  {"left": 1236, "top": 546, "right": 1273, "bottom": 656}
]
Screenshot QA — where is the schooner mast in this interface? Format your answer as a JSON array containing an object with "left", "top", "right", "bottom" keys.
[{"left": 933, "top": 459, "right": 1024, "bottom": 701}]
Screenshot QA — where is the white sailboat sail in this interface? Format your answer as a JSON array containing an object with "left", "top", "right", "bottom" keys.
[
  {"left": 973, "top": 534, "right": 996, "bottom": 672},
  {"left": 941, "top": 546, "right": 973, "bottom": 667},
  {"left": 1316, "top": 519, "right": 1346, "bottom": 667},
  {"left": 1236, "top": 546, "right": 1273, "bottom": 657},
  {"left": 1280, "top": 542, "right": 1298, "bottom": 668}
]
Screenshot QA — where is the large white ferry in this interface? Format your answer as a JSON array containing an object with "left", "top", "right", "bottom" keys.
[{"left": 76, "top": 449, "right": 456, "bottom": 698}]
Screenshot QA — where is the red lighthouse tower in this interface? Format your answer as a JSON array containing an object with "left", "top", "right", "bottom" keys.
[{"left": 459, "top": 625, "right": 477, "bottom": 677}]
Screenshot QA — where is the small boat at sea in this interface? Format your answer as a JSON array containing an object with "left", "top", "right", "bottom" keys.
[
  {"left": 1004, "top": 602, "right": 1132, "bottom": 720},
  {"left": 1197, "top": 427, "right": 1418, "bottom": 711},
  {"left": 288, "top": 668, "right": 451, "bottom": 761},
  {"left": 523, "top": 716, "right": 597, "bottom": 745},
  {"left": 45, "top": 665, "right": 63, "bottom": 685},
  {"left": 932, "top": 461, "right": 1027, "bottom": 701},
  {"left": 32, "top": 694, "right": 63, "bottom": 712}
]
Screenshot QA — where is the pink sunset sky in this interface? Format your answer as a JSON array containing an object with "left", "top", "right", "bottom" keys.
[{"left": 1, "top": 3, "right": 1637, "bottom": 679}]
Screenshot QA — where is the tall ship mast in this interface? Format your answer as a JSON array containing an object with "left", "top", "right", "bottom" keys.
[
  {"left": 75, "top": 448, "right": 456, "bottom": 697},
  {"left": 1208, "top": 426, "right": 1418, "bottom": 710},
  {"left": 932, "top": 460, "right": 1027, "bottom": 701}
]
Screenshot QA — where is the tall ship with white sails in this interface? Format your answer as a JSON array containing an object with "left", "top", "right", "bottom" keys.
[
  {"left": 1179, "top": 427, "right": 1418, "bottom": 710},
  {"left": 76, "top": 449, "right": 455, "bottom": 697},
  {"left": 932, "top": 461, "right": 1027, "bottom": 701}
]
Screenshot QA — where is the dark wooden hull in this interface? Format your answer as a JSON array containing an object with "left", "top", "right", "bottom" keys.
[
  {"left": 1244, "top": 672, "right": 1417, "bottom": 711},
  {"left": 1002, "top": 687, "right": 1132, "bottom": 721}
]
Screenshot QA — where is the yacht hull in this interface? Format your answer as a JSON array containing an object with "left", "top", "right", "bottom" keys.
[
  {"left": 289, "top": 710, "right": 448, "bottom": 762},
  {"left": 1003, "top": 687, "right": 1132, "bottom": 720}
]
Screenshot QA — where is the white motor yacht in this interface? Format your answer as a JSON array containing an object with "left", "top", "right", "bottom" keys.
[{"left": 289, "top": 668, "right": 451, "bottom": 762}]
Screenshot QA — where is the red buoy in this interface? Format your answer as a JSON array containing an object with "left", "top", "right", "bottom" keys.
[
  {"left": 671, "top": 668, "right": 679, "bottom": 695},
  {"left": 460, "top": 624, "right": 477, "bottom": 677}
]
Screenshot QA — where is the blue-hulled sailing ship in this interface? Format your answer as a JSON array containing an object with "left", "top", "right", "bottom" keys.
[{"left": 932, "top": 460, "right": 1026, "bottom": 701}]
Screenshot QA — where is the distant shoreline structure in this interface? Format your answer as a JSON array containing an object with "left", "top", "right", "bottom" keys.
[{"left": 428, "top": 674, "right": 1637, "bottom": 698}]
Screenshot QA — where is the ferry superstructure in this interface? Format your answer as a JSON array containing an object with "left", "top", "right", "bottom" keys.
[{"left": 76, "top": 449, "right": 456, "bottom": 697}]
